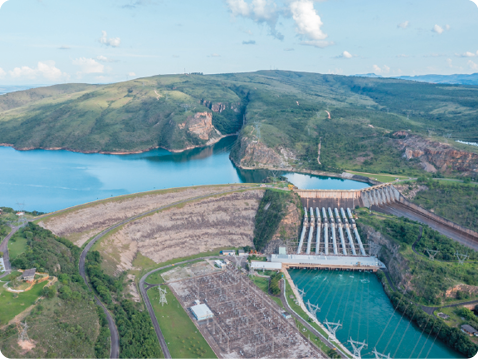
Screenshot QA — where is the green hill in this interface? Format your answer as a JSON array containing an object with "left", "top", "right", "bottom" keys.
[{"left": 1, "top": 71, "right": 478, "bottom": 176}]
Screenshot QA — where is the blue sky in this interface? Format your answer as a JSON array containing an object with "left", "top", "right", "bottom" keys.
[{"left": 0, "top": 0, "right": 477, "bottom": 85}]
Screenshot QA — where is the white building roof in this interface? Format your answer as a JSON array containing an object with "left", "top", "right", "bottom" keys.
[
  {"left": 190, "top": 304, "right": 214, "bottom": 320},
  {"left": 250, "top": 261, "right": 282, "bottom": 270},
  {"left": 270, "top": 254, "right": 386, "bottom": 268}
]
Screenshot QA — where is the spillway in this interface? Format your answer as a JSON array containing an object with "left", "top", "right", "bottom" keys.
[
  {"left": 345, "top": 225, "right": 357, "bottom": 255},
  {"left": 354, "top": 227, "right": 366, "bottom": 256},
  {"left": 315, "top": 207, "right": 321, "bottom": 254},
  {"left": 331, "top": 223, "right": 338, "bottom": 254},
  {"left": 306, "top": 220, "right": 314, "bottom": 254},
  {"left": 338, "top": 225, "right": 347, "bottom": 255},
  {"left": 323, "top": 223, "right": 329, "bottom": 255},
  {"left": 297, "top": 220, "right": 307, "bottom": 254}
]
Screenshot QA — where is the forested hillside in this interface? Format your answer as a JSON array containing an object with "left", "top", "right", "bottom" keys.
[{"left": 1, "top": 71, "right": 478, "bottom": 176}]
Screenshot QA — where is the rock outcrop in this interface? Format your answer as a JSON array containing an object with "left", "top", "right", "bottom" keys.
[
  {"left": 231, "top": 135, "right": 297, "bottom": 169},
  {"left": 180, "top": 112, "right": 221, "bottom": 142},
  {"left": 263, "top": 199, "right": 302, "bottom": 255},
  {"left": 200, "top": 100, "right": 240, "bottom": 113},
  {"left": 393, "top": 132, "right": 478, "bottom": 175}
]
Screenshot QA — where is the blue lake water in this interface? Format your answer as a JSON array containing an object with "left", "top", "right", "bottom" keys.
[
  {"left": 289, "top": 269, "right": 462, "bottom": 359},
  {"left": 0, "top": 136, "right": 369, "bottom": 213}
]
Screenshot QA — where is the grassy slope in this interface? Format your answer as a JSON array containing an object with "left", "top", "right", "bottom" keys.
[
  {"left": 147, "top": 286, "right": 216, "bottom": 359},
  {"left": 7, "top": 236, "right": 28, "bottom": 260},
  {"left": 1, "top": 71, "right": 478, "bottom": 176},
  {"left": 357, "top": 211, "right": 478, "bottom": 305},
  {"left": 0, "top": 281, "right": 47, "bottom": 324},
  {"left": 410, "top": 180, "right": 478, "bottom": 232}
]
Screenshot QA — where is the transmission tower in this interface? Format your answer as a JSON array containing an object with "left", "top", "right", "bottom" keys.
[
  {"left": 369, "top": 242, "right": 382, "bottom": 257},
  {"left": 324, "top": 319, "right": 342, "bottom": 339},
  {"left": 348, "top": 338, "right": 367, "bottom": 359},
  {"left": 159, "top": 287, "right": 168, "bottom": 306},
  {"left": 425, "top": 249, "right": 439, "bottom": 260},
  {"left": 297, "top": 288, "right": 306, "bottom": 300},
  {"left": 306, "top": 300, "right": 320, "bottom": 317},
  {"left": 455, "top": 252, "right": 469, "bottom": 265},
  {"left": 18, "top": 321, "right": 29, "bottom": 342},
  {"left": 372, "top": 348, "right": 391, "bottom": 359}
]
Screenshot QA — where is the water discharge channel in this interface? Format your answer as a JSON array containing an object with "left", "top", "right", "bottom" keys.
[{"left": 289, "top": 269, "right": 462, "bottom": 359}]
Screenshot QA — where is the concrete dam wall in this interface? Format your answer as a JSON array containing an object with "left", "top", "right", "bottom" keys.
[{"left": 295, "top": 183, "right": 478, "bottom": 251}]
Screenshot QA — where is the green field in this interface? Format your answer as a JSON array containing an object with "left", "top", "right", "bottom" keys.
[
  {"left": 147, "top": 286, "right": 216, "bottom": 359},
  {"left": 250, "top": 275, "right": 284, "bottom": 309},
  {"left": 0, "top": 280, "right": 48, "bottom": 325},
  {"left": 7, "top": 235, "right": 28, "bottom": 260},
  {"left": 346, "top": 171, "right": 411, "bottom": 183}
]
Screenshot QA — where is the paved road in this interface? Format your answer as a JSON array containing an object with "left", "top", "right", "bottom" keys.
[
  {"left": 279, "top": 279, "right": 347, "bottom": 358},
  {"left": 77, "top": 185, "right": 259, "bottom": 359},
  {"left": 422, "top": 299, "right": 478, "bottom": 316},
  {"left": 0, "top": 225, "right": 21, "bottom": 279}
]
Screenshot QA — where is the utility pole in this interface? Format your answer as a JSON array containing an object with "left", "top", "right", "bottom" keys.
[{"left": 348, "top": 338, "right": 367, "bottom": 359}]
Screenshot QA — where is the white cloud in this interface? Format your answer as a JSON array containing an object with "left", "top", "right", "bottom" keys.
[
  {"left": 96, "top": 55, "right": 117, "bottom": 63},
  {"left": 432, "top": 25, "right": 444, "bottom": 34},
  {"left": 468, "top": 60, "right": 478, "bottom": 71},
  {"left": 58, "top": 45, "right": 71, "bottom": 50},
  {"left": 373, "top": 64, "right": 390, "bottom": 74},
  {"left": 99, "top": 31, "right": 121, "bottom": 47},
  {"left": 290, "top": 0, "right": 332, "bottom": 48},
  {"left": 342, "top": 51, "right": 353, "bottom": 58},
  {"left": 396, "top": 54, "right": 409, "bottom": 58},
  {"left": 208, "top": 53, "right": 221, "bottom": 57},
  {"left": 226, "top": 0, "right": 283, "bottom": 40},
  {"left": 432, "top": 24, "right": 450, "bottom": 35},
  {"left": 456, "top": 51, "right": 476, "bottom": 57},
  {"left": 397, "top": 21, "right": 409, "bottom": 29},
  {"left": 128, "top": 72, "right": 136, "bottom": 77},
  {"left": 72, "top": 57, "right": 104, "bottom": 74},
  {"left": 9, "top": 61, "right": 68, "bottom": 81},
  {"left": 0, "top": 0, "right": 8, "bottom": 11},
  {"left": 0, "top": 67, "right": 5, "bottom": 78}
]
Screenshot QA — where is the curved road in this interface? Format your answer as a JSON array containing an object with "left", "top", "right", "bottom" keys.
[
  {"left": 77, "top": 185, "right": 260, "bottom": 358},
  {"left": 0, "top": 225, "right": 20, "bottom": 279}
]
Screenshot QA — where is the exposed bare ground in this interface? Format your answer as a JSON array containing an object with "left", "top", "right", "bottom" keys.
[
  {"left": 395, "top": 183, "right": 429, "bottom": 200},
  {"left": 96, "top": 190, "right": 264, "bottom": 276},
  {"left": 39, "top": 185, "right": 250, "bottom": 247}
]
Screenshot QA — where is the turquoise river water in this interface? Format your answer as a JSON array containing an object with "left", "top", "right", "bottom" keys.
[
  {"left": 289, "top": 269, "right": 462, "bottom": 359},
  {"left": 0, "top": 136, "right": 369, "bottom": 213}
]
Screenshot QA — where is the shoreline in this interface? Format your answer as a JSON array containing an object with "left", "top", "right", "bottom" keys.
[
  {"left": 0, "top": 134, "right": 236, "bottom": 156},
  {"left": 0, "top": 137, "right": 377, "bottom": 185}
]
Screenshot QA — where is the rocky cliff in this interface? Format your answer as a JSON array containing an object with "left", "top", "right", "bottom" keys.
[
  {"left": 359, "top": 224, "right": 411, "bottom": 291},
  {"left": 393, "top": 132, "right": 478, "bottom": 175},
  {"left": 263, "top": 199, "right": 302, "bottom": 254},
  {"left": 180, "top": 111, "right": 221, "bottom": 143},
  {"left": 231, "top": 133, "right": 297, "bottom": 170}
]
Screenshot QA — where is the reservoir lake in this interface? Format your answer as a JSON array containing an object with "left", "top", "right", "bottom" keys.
[{"left": 0, "top": 136, "right": 369, "bottom": 213}]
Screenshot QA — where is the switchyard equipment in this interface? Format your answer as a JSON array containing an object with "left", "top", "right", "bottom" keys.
[{"left": 172, "top": 267, "right": 322, "bottom": 358}]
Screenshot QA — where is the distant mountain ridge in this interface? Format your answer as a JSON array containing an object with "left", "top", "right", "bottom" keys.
[
  {"left": 355, "top": 73, "right": 478, "bottom": 86},
  {"left": 1, "top": 70, "right": 478, "bottom": 177}
]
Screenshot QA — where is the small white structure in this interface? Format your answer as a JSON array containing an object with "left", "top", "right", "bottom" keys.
[
  {"left": 250, "top": 261, "right": 282, "bottom": 270},
  {"left": 0, "top": 258, "right": 5, "bottom": 273},
  {"left": 214, "top": 260, "right": 225, "bottom": 269},
  {"left": 190, "top": 303, "right": 214, "bottom": 321},
  {"left": 279, "top": 247, "right": 287, "bottom": 255},
  {"left": 222, "top": 250, "right": 235, "bottom": 256},
  {"left": 238, "top": 249, "right": 247, "bottom": 256},
  {"left": 281, "top": 311, "right": 292, "bottom": 319}
]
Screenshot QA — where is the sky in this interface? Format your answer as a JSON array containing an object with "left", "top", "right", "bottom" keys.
[{"left": 0, "top": 0, "right": 477, "bottom": 85}]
